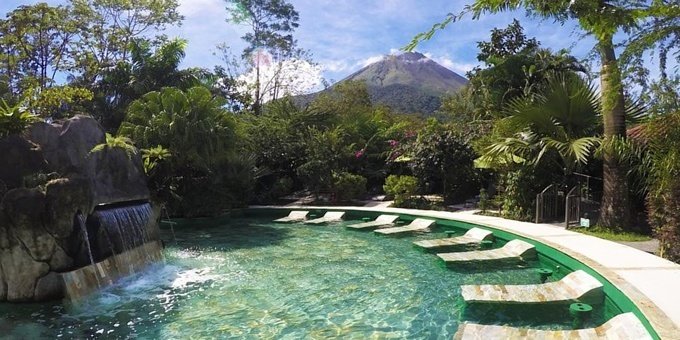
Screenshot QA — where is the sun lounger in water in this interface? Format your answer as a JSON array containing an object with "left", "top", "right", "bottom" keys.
[
  {"left": 453, "top": 312, "right": 652, "bottom": 340},
  {"left": 413, "top": 227, "right": 493, "bottom": 251},
  {"left": 274, "top": 210, "right": 309, "bottom": 223},
  {"left": 438, "top": 239, "right": 536, "bottom": 265},
  {"left": 461, "top": 270, "right": 603, "bottom": 305},
  {"left": 347, "top": 215, "right": 399, "bottom": 230},
  {"left": 304, "top": 211, "right": 345, "bottom": 224},
  {"left": 374, "top": 218, "right": 435, "bottom": 235}
]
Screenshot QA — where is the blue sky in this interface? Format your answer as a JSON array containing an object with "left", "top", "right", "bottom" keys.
[{"left": 1, "top": 0, "right": 662, "bottom": 84}]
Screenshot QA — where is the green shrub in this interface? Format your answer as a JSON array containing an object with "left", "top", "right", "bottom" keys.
[
  {"left": 332, "top": 171, "right": 367, "bottom": 202},
  {"left": 384, "top": 175, "right": 419, "bottom": 207},
  {"left": 410, "top": 129, "right": 481, "bottom": 203}
]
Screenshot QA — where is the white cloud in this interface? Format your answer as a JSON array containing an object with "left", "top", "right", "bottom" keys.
[
  {"left": 435, "top": 57, "right": 476, "bottom": 74},
  {"left": 237, "top": 55, "right": 324, "bottom": 101},
  {"left": 359, "top": 55, "right": 386, "bottom": 67}
]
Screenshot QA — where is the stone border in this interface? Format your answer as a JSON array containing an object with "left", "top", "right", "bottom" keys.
[{"left": 252, "top": 205, "right": 680, "bottom": 339}]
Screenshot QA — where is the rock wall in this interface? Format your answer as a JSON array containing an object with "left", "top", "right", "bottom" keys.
[{"left": 0, "top": 115, "right": 155, "bottom": 302}]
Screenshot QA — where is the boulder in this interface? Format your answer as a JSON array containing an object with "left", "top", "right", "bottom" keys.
[
  {"left": 34, "top": 272, "right": 64, "bottom": 301},
  {"left": 0, "top": 135, "right": 46, "bottom": 189},
  {"left": 1, "top": 188, "right": 54, "bottom": 262},
  {"left": 0, "top": 246, "right": 49, "bottom": 302},
  {"left": 45, "top": 178, "right": 93, "bottom": 239},
  {"left": 27, "top": 116, "right": 105, "bottom": 175},
  {"left": 0, "top": 261, "right": 6, "bottom": 301},
  {"left": 89, "top": 147, "right": 149, "bottom": 205}
]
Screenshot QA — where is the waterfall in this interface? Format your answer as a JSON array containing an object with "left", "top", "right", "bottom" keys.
[
  {"left": 92, "top": 202, "right": 154, "bottom": 256},
  {"left": 62, "top": 202, "right": 162, "bottom": 301},
  {"left": 77, "top": 213, "right": 100, "bottom": 288}
]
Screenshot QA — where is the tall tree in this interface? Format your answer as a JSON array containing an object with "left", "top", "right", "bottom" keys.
[
  {"left": 69, "top": 0, "right": 183, "bottom": 86},
  {"left": 224, "top": 0, "right": 300, "bottom": 115},
  {"left": 0, "top": 3, "right": 77, "bottom": 95},
  {"left": 407, "top": 0, "right": 668, "bottom": 229}
]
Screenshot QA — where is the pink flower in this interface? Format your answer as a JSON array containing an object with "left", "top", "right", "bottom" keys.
[
  {"left": 355, "top": 149, "right": 365, "bottom": 158},
  {"left": 388, "top": 139, "right": 399, "bottom": 147}
]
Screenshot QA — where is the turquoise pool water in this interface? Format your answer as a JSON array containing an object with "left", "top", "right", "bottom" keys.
[{"left": 0, "top": 218, "right": 622, "bottom": 339}]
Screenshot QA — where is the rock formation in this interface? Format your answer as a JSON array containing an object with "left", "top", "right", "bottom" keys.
[{"left": 0, "top": 115, "right": 157, "bottom": 302}]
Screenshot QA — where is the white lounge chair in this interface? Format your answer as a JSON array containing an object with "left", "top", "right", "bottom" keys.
[
  {"left": 346, "top": 215, "right": 399, "bottom": 230},
  {"left": 438, "top": 239, "right": 536, "bottom": 265},
  {"left": 304, "top": 211, "right": 345, "bottom": 224},
  {"left": 374, "top": 218, "right": 435, "bottom": 235},
  {"left": 274, "top": 210, "right": 309, "bottom": 223},
  {"left": 413, "top": 227, "right": 493, "bottom": 251},
  {"left": 461, "top": 270, "right": 603, "bottom": 305},
  {"left": 454, "top": 312, "right": 652, "bottom": 340}
]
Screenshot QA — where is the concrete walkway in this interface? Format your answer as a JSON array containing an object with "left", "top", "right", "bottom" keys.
[{"left": 257, "top": 205, "right": 680, "bottom": 339}]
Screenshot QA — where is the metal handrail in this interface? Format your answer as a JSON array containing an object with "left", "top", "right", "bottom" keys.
[{"left": 565, "top": 186, "right": 581, "bottom": 228}]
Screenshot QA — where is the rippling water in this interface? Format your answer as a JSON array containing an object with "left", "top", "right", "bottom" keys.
[{"left": 0, "top": 218, "right": 621, "bottom": 339}]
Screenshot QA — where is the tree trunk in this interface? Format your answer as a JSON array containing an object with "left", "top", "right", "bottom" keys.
[
  {"left": 598, "top": 36, "right": 630, "bottom": 229},
  {"left": 254, "top": 56, "right": 262, "bottom": 115}
]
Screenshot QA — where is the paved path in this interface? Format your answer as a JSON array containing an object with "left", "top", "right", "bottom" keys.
[{"left": 617, "top": 239, "right": 659, "bottom": 255}]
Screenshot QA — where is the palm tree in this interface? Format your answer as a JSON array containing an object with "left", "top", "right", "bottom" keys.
[
  {"left": 93, "top": 38, "right": 201, "bottom": 131},
  {"left": 477, "top": 73, "right": 601, "bottom": 173}
]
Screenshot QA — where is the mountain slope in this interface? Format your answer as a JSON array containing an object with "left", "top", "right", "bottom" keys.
[
  {"left": 297, "top": 52, "right": 468, "bottom": 115},
  {"left": 344, "top": 52, "right": 468, "bottom": 97}
]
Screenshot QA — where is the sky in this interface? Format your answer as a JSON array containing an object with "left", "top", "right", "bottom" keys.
[{"left": 0, "top": 0, "right": 665, "bottom": 85}]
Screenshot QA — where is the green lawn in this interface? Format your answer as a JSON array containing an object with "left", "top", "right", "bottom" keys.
[{"left": 572, "top": 227, "right": 652, "bottom": 242}]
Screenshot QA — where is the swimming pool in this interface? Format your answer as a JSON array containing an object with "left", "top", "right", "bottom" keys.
[{"left": 0, "top": 217, "right": 624, "bottom": 339}]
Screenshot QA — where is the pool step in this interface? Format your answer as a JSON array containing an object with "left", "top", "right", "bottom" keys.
[
  {"left": 346, "top": 214, "right": 399, "bottom": 230},
  {"left": 438, "top": 239, "right": 536, "bottom": 265},
  {"left": 274, "top": 210, "right": 309, "bottom": 223},
  {"left": 461, "top": 270, "right": 603, "bottom": 305},
  {"left": 413, "top": 227, "right": 493, "bottom": 251},
  {"left": 304, "top": 211, "right": 345, "bottom": 225},
  {"left": 374, "top": 218, "right": 435, "bottom": 235},
  {"left": 453, "top": 312, "right": 652, "bottom": 340}
]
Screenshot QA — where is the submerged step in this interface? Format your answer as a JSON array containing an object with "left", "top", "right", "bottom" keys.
[
  {"left": 374, "top": 218, "right": 435, "bottom": 235},
  {"left": 453, "top": 312, "right": 652, "bottom": 340},
  {"left": 437, "top": 239, "right": 536, "bottom": 265},
  {"left": 274, "top": 210, "right": 309, "bottom": 223},
  {"left": 461, "top": 270, "right": 603, "bottom": 305},
  {"left": 304, "top": 211, "right": 345, "bottom": 224},
  {"left": 413, "top": 227, "right": 493, "bottom": 251},
  {"left": 346, "top": 214, "right": 399, "bottom": 230}
]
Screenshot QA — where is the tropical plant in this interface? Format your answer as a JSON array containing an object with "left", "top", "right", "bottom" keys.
[
  {"left": 90, "top": 133, "right": 138, "bottom": 159},
  {"left": 141, "top": 145, "right": 171, "bottom": 174},
  {"left": 119, "top": 86, "right": 242, "bottom": 215},
  {"left": 0, "top": 99, "right": 40, "bottom": 138},
  {"left": 120, "top": 86, "right": 237, "bottom": 169},
  {"left": 477, "top": 74, "right": 601, "bottom": 173}
]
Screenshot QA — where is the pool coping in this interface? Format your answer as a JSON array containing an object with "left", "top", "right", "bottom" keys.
[{"left": 251, "top": 205, "right": 680, "bottom": 339}]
